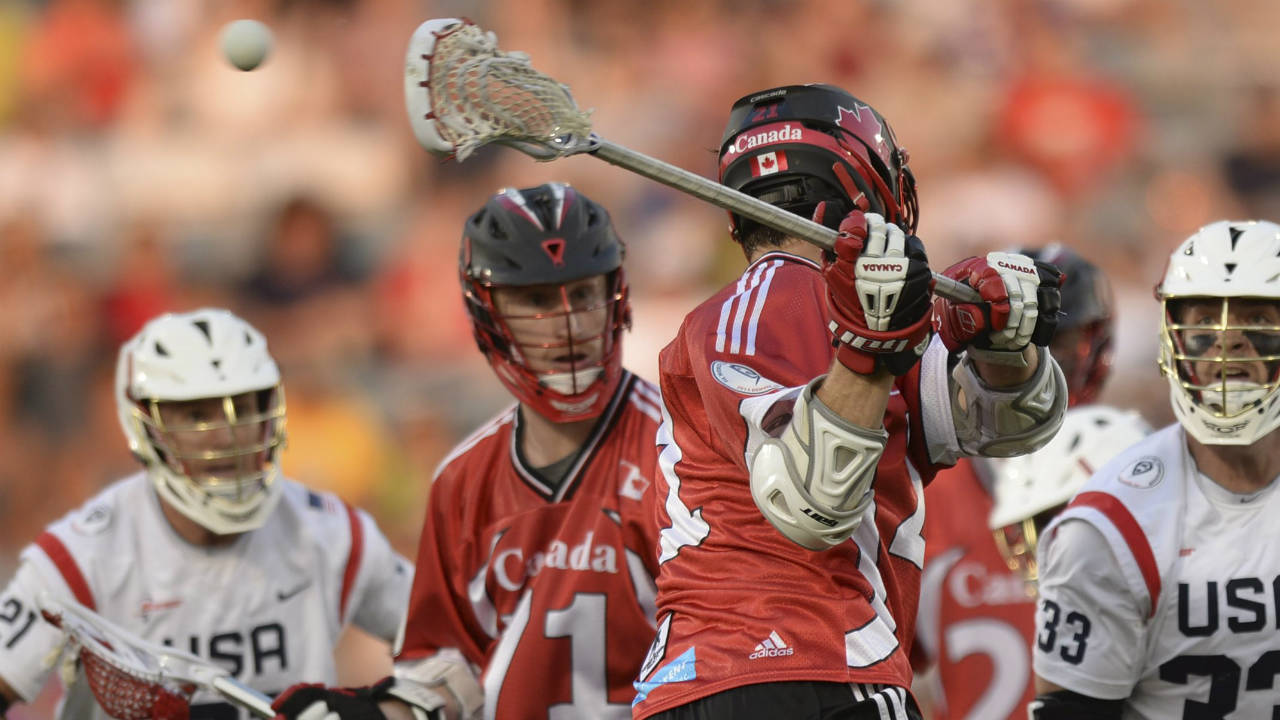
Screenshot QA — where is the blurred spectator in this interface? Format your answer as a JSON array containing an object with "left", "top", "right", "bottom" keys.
[
  {"left": 99, "top": 219, "right": 181, "bottom": 345},
  {"left": 1222, "top": 81, "right": 1280, "bottom": 220},
  {"left": 244, "top": 194, "right": 359, "bottom": 305},
  {"left": 19, "top": 0, "right": 139, "bottom": 131}
]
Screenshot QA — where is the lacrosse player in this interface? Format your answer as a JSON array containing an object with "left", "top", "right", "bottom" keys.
[
  {"left": 270, "top": 183, "right": 661, "bottom": 720},
  {"left": 629, "top": 83, "right": 1067, "bottom": 720},
  {"left": 917, "top": 403, "right": 1150, "bottom": 720},
  {"left": 1031, "top": 220, "right": 1280, "bottom": 719},
  {"left": 0, "top": 308, "right": 411, "bottom": 719},
  {"left": 913, "top": 246, "right": 1121, "bottom": 719}
]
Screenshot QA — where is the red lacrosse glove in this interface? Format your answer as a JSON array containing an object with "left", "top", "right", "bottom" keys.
[
  {"left": 820, "top": 206, "right": 934, "bottom": 375},
  {"left": 933, "top": 252, "right": 1064, "bottom": 353},
  {"left": 272, "top": 678, "right": 397, "bottom": 720}
]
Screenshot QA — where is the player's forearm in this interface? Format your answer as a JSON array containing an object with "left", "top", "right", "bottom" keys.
[
  {"left": 378, "top": 699, "right": 423, "bottom": 720},
  {"left": 970, "top": 344, "right": 1040, "bottom": 387},
  {"left": 378, "top": 692, "right": 467, "bottom": 720},
  {"left": 815, "top": 360, "right": 894, "bottom": 429}
]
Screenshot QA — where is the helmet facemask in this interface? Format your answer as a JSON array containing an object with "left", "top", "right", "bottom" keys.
[
  {"left": 125, "top": 387, "right": 288, "bottom": 530},
  {"left": 116, "top": 308, "right": 289, "bottom": 536},
  {"left": 1161, "top": 297, "right": 1280, "bottom": 445},
  {"left": 985, "top": 404, "right": 1153, "bottom": 595},
  {"left": 991, "top": 505, "right": 1063, "bottom": 596},
  {"left": 465, "top": 271, "right": 630, "bottom": 422},
  {"left": 459, "top": 183, "right": 631, "bottom": 421}
]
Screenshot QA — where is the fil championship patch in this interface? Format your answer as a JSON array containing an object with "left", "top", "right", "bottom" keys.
[
  {"left": 1117, "top": 456, "right": 1164, "bottom": 489},
  {"left": 710, "top": 361, "right": 784, "bottom": 396}
]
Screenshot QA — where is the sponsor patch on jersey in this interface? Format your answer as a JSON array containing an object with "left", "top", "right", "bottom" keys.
[
  {"left": 633, "top": 635, "right": 695, "bottom": 706},
  {"left": 748, "top": 630, "right": 795, "bottom": 659},
  {"left": 1118, "top": 456, "right": 1164, "bottom": 489},
  {"left": 277, "top": 578, "right": 313, "bottom": 602},
  {"left": 638, "top": 612, "right": 672, "bottom": 682},
  {"left": 139, "top": 597, "right": 182, "bottom": 621},
  {"left": 619, "top": 459, "right": 650, "bottom": 501},
  {"left": 71, "top": 504, "right": 113, "bottom": 536},
  {"left": 710, "top": 361, "right": 784, "bottom": 396}
]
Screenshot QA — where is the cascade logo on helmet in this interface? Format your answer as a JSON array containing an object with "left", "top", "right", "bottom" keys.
[{"left": 748, "top": 88, "right": 788, "bottom": 103}]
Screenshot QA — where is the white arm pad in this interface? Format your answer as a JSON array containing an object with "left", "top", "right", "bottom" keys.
[
  {"left": 951, "top": 345, "right": 1067, "bottom": 458},
  {"left": 750, "top": 377, "right": 888, "bottom": 551},
  {"left": 391, "top": 649, "right": 484, "bottom": 720}
]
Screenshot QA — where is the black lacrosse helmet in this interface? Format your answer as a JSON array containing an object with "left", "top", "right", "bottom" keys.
[
  {"left": 718, "top": 83, "right": 918, "bottom": 240},
  {"left": 460, "top": 182, "right": 631, "bottom": 422},
  {"left": 1018, "top": 244, "right": 1114, "bottom": 405}
]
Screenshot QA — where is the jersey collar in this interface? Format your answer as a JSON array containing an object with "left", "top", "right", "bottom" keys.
[
  {"left": 509, "top": 370, "right": 635, "bottom": 502},
  {"left": 748, "top": 249, "right": 821, "bottom": 272}
]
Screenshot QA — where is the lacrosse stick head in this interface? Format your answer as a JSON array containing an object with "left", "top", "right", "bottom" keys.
[
  {"left": 404, "top": 18, "right": 594, "bottom": 160},
  {"left": 718, "top": 83, "right": 918, "bottom": 239},
  {"left": 38, "top": 595, "right": 211, "bottom": 720}
]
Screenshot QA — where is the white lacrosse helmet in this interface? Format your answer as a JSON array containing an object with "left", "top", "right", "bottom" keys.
[
  {"left": 986, "top": 405, "right": 1152, "bottom": 585},
  {"left": 1156, "top": 220, "right": 1280, "bottom": 445},
  {"left": 116, "top": 308, "right": 287, "bottom": 534}
]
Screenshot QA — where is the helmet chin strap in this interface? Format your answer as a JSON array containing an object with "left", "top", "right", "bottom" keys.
[
  {"left": 539, "top": 367, "right": 603, "bottom": 395},
  {"left": 1202, "top": 379, "right": 1268, "bottom": 416}
]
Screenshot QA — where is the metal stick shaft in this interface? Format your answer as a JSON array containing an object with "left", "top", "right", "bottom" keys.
[
  {"left": 587, "top": 138, "right": 981, "bottom": 304},
  {"left": 211, "top": 676, "right": 276, "bottom": 718}
]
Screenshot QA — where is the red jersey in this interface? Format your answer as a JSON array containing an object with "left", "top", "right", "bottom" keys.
[
  {"left": 913, "top": 460, "right": 1036, "bottom": 720},
  {"left": 399, "top": 371, "right": 662, "bottom": 720},
  {"left": 633, "top": 252, "right": 956, "bottom": 717}
]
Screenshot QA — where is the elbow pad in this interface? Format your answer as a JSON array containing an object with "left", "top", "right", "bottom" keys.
[
  {"left": 392, "top": 649, "right": 484, "bottom": 720},
  {"left": 750, "top": 377, "right": 888, "bottom": 551},
  {"left": 951, "top": 345, "right": 1067, "bottom": 458}
]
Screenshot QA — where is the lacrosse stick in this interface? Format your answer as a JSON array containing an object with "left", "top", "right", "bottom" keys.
[
  {"left": 403, "top": 18, "right": 981, "bottom": 305},
  {"left": 36, "top": 594, "right": 275, "bottom": 719}
]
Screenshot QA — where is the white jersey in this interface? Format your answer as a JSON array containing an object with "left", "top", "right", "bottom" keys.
[
  {"left": 0, "top": 473, "right": 412, "bottom": 719},
  {"left": 1034, "top": 423, "right": 1280, "bottom": 719}
]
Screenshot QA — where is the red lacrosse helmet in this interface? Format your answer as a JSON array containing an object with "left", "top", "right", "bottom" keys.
[
  {"left": 718, "top": 83, "right": 918, "bottom": 240},
  {"left": 460, "top": 183, "right": 631, "bottom": 422},
  {"left": 1019, "top": 244, "right": 1114, "bottom": 405}
]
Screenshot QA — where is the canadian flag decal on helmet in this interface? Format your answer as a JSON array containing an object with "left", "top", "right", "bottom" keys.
[
  {"left": 542, "top": 238, "right": 566, "bottom": 266},
  {"left": 751, "top": 151, "right": 788, "bottom": 177}
]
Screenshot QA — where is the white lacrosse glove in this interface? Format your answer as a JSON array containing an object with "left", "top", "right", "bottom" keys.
[
  {"left": 934, "top": 251, "right": 1063, "bottom": 359},
  {"left": 981, "top": 251, "right": 1041, "bottom": 350},
  {"left": 820, "top": 208, "right": 935, "bottom": 376},
  {"left": 404, "top": 18, "right": 471, "bottom": 155}
]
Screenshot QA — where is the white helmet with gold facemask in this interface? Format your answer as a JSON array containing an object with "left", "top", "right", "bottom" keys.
[
  {"left": 116, "top": 308, "right": 287, "bottom": 534},
  {"left": 1157, "top": 220, "right": 1280, "bottom": 445}
]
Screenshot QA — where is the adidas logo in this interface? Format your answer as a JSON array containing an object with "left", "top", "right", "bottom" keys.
[{"left": 748, "top": 630, "right": 795, "bottom": 659}]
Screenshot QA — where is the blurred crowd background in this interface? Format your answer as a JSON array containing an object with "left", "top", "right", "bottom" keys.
[{"left": 1, "top": 0, "right": 1279, "bottom": 591}]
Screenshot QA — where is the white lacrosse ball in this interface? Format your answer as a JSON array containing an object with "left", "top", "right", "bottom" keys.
[{"left": 221, "top": 19, "right": 273, "bottom": 71}]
